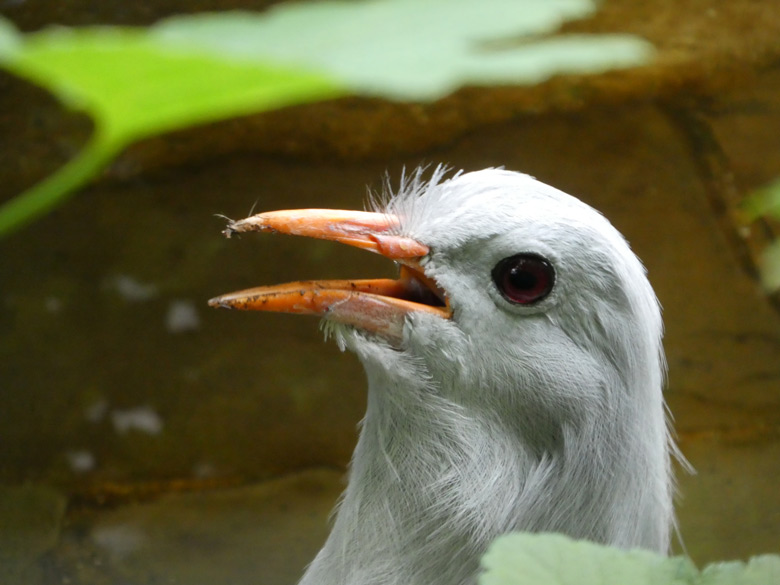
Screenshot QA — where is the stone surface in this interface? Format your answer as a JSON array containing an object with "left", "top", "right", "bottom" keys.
[
  {"left": 2, "top": 94, "right": 779, "bottom": 578},
  {"left": 54, "top": 469, "right": 342, "bottom": 585},
  {"left": 0, "top": 485, "right": 67, "bottom": 585}
]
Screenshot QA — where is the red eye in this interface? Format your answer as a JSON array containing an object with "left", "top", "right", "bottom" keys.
[{"left": 492, "top": 254, "right": 555, "bottom": 305}]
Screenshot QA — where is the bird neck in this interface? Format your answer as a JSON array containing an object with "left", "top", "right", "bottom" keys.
[
  {"left": 299, "top": 340, "right": 672, "bottom": 585},
  {"left": 300, "top": 362, "right": 509, "bottom": 585}
]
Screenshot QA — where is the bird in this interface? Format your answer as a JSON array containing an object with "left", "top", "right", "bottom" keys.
[{"left": 209, "top": 167, "right": 678, "bottom": 585}]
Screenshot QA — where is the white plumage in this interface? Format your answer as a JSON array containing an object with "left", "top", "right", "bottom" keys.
[{"left": 212, "top": 167, "right": 677, "bottom": 585}]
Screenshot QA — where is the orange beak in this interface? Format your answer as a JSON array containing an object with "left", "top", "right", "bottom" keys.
[{"left": 208, "top": 209, "right": 451, "bottom": 341}]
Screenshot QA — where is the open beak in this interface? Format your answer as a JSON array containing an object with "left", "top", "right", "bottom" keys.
[{"left": 208, "top": 209, "right": 451, "bottom": 342}]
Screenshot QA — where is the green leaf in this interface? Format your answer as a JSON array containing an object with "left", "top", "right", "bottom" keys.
[
  {"left": 7, "top": 26, "right": 345, "bottom": 146},
  {"left": 0, "top": 0, "right": 656, "bottom": 237},
  {"left": 0, "top": 14, "right": 21, "bottom": 57},
  {"left": 699, "top": 555, "right": 780, "bottom": 585},
  {"left": 759, "top": 241, "right": 780, "bottom": 294},
  {"left": 479, "top": 533, "right": 697, "bottom": 585},
  {"left": 154, "top": 0, "right": 654, "bottom": 101},
  {"left": 0, "top": 135, "right": 120, "bottom": 237},
  {"left": 0, "top": 16, "right": 345, "bottom": 236},
  {"left": 742, "top": 177, "right": 780, "bottom": 221},
  {"left": 1, "top": 0, "right": 655, "bottom": 142},
  {"left": 480, "top": 533, "right": 780, "bottom": 585}
]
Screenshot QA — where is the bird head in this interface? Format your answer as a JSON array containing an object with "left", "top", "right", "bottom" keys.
[
  {"left": 211, "top": 167, "right": 663, "bottom": 445},
  {"left": 210, "top": 167, "right": 674, "bottom": 583}
]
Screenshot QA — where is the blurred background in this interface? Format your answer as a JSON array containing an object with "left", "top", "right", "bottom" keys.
[{"left": 1, "top": 1, "right": 779, "bottom": 584}]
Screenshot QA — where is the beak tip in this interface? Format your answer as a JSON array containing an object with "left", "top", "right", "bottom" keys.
[
  {"left": 221, "top": 224, "right": 240, "bottom": 239},
  {"left": 208, "top": 297, "right": 229, "bottom": 309}
]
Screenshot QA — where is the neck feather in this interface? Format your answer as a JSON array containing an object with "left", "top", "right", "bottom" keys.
[{"left": 299, "top": 340, "right": 672, "bottom": 585}]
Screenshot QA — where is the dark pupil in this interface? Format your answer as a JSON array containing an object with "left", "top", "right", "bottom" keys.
[{"left": 507, "top": 266, "right": 537, "bottom": 291}]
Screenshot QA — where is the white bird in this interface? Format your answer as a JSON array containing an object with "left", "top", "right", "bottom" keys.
[{"left": 209, "top": 167, "right": 677, "bottom": 585}]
